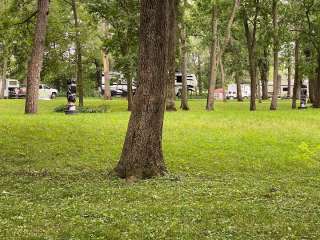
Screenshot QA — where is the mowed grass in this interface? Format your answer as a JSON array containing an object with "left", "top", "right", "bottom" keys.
[{"left": 0, "top": 98, "right": 320, "bottom": 239}]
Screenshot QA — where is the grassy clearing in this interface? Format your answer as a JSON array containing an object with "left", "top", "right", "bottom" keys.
[{"left": 0, "top": 98, "right": 320, "bottom": 239}]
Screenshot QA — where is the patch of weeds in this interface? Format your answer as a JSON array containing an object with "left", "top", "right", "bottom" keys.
[{"left": 54, "top": 104, "right": 108, "bottom": 113}]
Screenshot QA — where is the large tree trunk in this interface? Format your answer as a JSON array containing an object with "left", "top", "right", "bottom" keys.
[
  {"left": 313, "top": 54, "right": 320, "bottom": 108},
  {"left": 180, "top": 25, "right": 189, "bottom": 110},
  {"left": 292, "top": 39, "right": 300, "bottom": 109},
  {"left": 235, "top": 71, "right": 243, "bottom": 101},
  {"left": 206, "top": 5, "right": 218, "bottom": 111},
  {"left": 114, "top": 0, "right": 169, "bottom": 180},
  {"left": 25, "top": 0, "right": 49, "bottom": 114},
  {"left": 166, "top": 0, "right": 178, "bottom": 111},
  {"left": 270, "top": 0, "right": 279, "bottom": 110},
  {"left": 71, "top": 0, "right": 84, "bottom": 107}
]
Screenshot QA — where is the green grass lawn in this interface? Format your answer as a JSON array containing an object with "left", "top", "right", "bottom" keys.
[{"left": 1, "top": 98, "right": 320, "bottom": 239}]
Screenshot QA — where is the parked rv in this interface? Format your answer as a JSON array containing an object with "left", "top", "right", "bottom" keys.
[
  {"left": 100, "top": 72, "right": 136, "bottom": 97},
  {"left": 100, "top": 72, "right": 198, "bottom": 97},
  {"left": 3, "top": 79, "right": 58, "bottom": 99},
  {"left": 226, "top": 84, "right": 251, "bottom": 99},
  {"left": 175, "top": 73, "right": 198, "bottom": 97},
  {"left": 4, "top": 79, "right": 21, "bottom": 98}
]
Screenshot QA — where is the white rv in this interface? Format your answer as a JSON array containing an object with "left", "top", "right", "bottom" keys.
[
  {"left": 175, "top": 73, "right": 198, "bottom": 96},
  {"left": 226, "top": 84, "right": 251, "bottom": 99},
  {"left": 100, "top": 72, "right": 198, "bottom": 97},
  {"left": 3, "top": 79, "right": 20, "bottom": 98}
]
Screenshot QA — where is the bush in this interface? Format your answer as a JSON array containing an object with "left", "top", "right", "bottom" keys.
[{"left": 54, "top": 104, "right": 108, "bottom": 113}]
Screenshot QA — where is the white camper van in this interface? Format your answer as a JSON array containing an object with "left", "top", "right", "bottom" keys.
[
  {"left": 226, "top": 84, "right": 251, "bottom": 99},
  {"left": 175, "top": 73, "right": 198, "bottom": 96},
  {"left": 3, "top": 79, "right": 20, "bottom": 98}
]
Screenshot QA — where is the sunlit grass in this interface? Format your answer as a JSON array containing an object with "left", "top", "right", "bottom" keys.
[{"left": 0, "top": 98, "right": 320, "bottom": 239}]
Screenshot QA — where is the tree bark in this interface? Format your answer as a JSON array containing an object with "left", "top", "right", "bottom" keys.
[
  {"left": 270, "top": 0, "right": 279, "bottom": 110},
  {"left": 180, "top": 23, "right": 189, "bottom": 110},
  {"left": 235, "top": 71, "right": 243, "bottom": 101},
  {"left": 114, "top": 0, "right": 169, "bottom": 180},
  {"left": 71, "top": 0, "right": 84, "bottom": 107},
  {"left": 166, "top": 0, "right": 178, "bottom": 111},
  {"left": 25, "top": 0, "right": 49, "bottom": 114},
  {"left": 292, "top": 39, "right": 300, "bottom": 109}
]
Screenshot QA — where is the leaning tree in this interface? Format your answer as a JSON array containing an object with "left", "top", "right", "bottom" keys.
[
  {"left": 114, "top": 0, "right": 170, "bottom": 179},
  {"left": 25, "top": 0, "right": 50, "bottom": 114}
]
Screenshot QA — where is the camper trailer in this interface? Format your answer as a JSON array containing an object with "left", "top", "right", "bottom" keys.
[
  {"left": 100, "top": 72, "right": 198, "bottom": 97},
  {"left": 226, "top": 84, "right": 251, "bottom": 99},
  {"left": 175, "top": 73, "right": 198, "bottom": 96}
]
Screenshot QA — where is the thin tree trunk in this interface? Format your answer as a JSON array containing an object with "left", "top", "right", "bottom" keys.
[
  {"left": 313, "top": 54, "right": 320, "bottom": 108},
  {"left": 260, "top": 49, "right": 269, "bottom": 100},
  {"left": 235, "top": 71, "right": 243, "bottom": 101},
  {"left": 257, "top": 78, "right": 262, "bottom": 103},
  {"left": 309, "top": 73, "right": 314, "bottom": 103},
  {"left": 180, "top": 27, "right": 189, "bottom": 110},
  {"left": 197, "top": 53, "right": 203, "bottom": 95},
  {"left": 219, "top": 58, "right": 226, "bottom": 102},
  {"left": 123, "top": 64, "right": 133, "bottom": 111},
  {"left": 207, "top": 0, "right": 240, "bottom": 111},
  {"left": 292, "top": 39, "right": 300, "bottom": 109},
  {"left": 270, "top": 0, "right": 279, "bottom": 110},
  {"left": 166, "top": 0, "right": 178, "bottom": 111},
  {"left": 243, "top": 13, "right": 258, "bottom": 111},
  {"left": 71, "top": 0, "right": 84, "bottom": 107},
  {"left": 0, "top": 56, "right": 8, "bottom": 99},
  {"left": 25, "top": 0, "right": 49, "bottom": 114},
  {"left": 94, "top": 59, "right": 102, "bottom": 90},
  {"left": 114, "top": 0, "right": 169, "bottom": 180},
  {"left": 206, "top": 5, "right": 218, "bottom": 111},
  {"left": 287, "top": 63, "right": 292, "bottom": 98},
  {"left": 101, "top": 49, "right": 111, "bottom": 100}
]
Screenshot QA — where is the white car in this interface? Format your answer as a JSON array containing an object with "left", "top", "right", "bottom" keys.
[{"left": 39, "top": 84, "right": 58, "bottom": 99}]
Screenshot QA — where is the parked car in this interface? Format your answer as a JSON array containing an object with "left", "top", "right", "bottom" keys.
[{"left": 39, "top": 84, "right": 58, "bottom": 99}]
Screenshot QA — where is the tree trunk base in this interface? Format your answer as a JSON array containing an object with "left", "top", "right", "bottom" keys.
[
  {"left": 166, "top": 106, "right": 177, "bottom": 112},
  {"left": 115, "top": 161, "right": 167, "bottom": 180}
]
